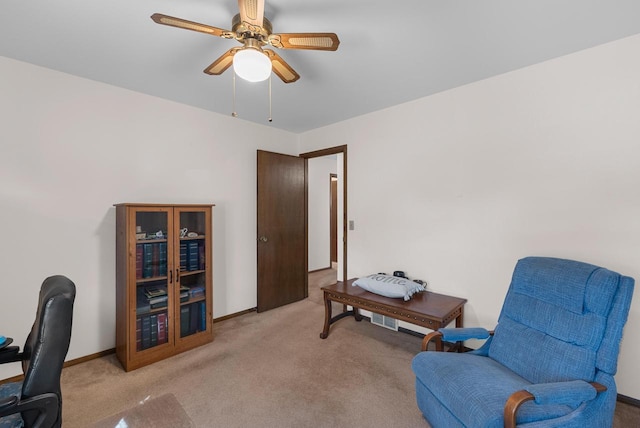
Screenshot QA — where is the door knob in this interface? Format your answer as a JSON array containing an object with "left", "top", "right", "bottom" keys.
[{"left": 258, "top": 236, "right": 268, "bottom": 243}]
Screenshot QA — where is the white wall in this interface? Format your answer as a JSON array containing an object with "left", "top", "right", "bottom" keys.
[
  {"left": 308, "top": 156, "right": 338, "bottom": 271},
  {"left": 0, "top": 56, "right": 298, "bottom": 379},
  {"left": 299, "top": 34, "right": 640, "bottom": 398}
]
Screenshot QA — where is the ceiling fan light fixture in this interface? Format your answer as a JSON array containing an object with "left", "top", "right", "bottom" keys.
[{"left": 233, "top": 48, "right": 272, "bottom": 82}]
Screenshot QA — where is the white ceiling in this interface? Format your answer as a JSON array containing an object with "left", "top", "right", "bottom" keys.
[{"left": 2, "top": 1, "right": 640, "bottom": 133}]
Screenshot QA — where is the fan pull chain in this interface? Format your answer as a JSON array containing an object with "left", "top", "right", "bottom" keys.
[
  {"left": 231, "top": 72, "right": 238, "bottom": 118},
  {"left": 268, "top": 74, "right": 273, "bottom": 122}
]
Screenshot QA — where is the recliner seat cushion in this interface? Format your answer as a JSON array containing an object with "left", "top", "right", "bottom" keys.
[{"left": 412, "top": 352, "right": 574, "bottom": 428}]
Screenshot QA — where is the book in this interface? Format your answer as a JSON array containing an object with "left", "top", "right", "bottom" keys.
[
  {"left": 180, "top": 306, "right": 191, "bottom": 337},
  {"left": 150, "top": 314, "right": 158, "bottom": 347},
  {"left": 157, "top": 312, "right": 167, "bottom": 344},
  {"left": 180, "top": 285, "right": 190, "bottom": 303},
  {"left": 164, "top": 312, "right": 169, "bottom": 339},
  {"left": 190, "top": 302, "right": 198, "bottom": 333},
  {"left": 189, "top": 285, "right": 205, "bottom": 299},
  {"left": 179, "top": 242, "right": 188, "bottom": 271},
  {"left": 136, "top": 318, "right": 142, "bottom": 351},
  {"left": 149, "top": 294, "right": 168, "bottom": 304},
  {"left": 142, "top": 243, "right": 153, "bottom": 278},
  {"left": 199, "top": 301, "right": 206, "bottom": 332},
  {"left": 198, "top": 242, "right": 205, "bottom": 270},
  {"left": 141, "top": 316, "right": 151, "bottom": 350},
  {"left": 150, "top": 300, "right": 168, "bottom": 310},
  {"left": 159, "top": 242, "right": 167, "bottom": 276},
  {"left": 144, "top": 286, "right": 167, "bottom": 298},
  {"left": 188, "top": 241, "right": 199, "bottom": 271},
  {"left": 136, "top": 245, "right": 143, "bottom": 279},
  {"left": 145, "top": 286, "right": 167, "bottom": 309},
  {"left": 152, "top": 243, "right": 160, "bottom": 277}
]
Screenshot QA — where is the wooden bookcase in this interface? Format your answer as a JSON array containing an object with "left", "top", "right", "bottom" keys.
[{"left": 115, "top": 203, "right": 214, "bottom": 371}]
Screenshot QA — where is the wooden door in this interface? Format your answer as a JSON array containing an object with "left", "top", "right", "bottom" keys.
[{"left": 257, "top": 150, "right": 307, "bottom": 312}]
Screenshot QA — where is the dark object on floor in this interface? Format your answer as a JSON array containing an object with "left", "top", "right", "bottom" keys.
[
  {"left": 0, "top": 276, "right": 76, "bottom": 428},
  {"left": 412, "top": 257, "right": 634, "bottom": 427}
]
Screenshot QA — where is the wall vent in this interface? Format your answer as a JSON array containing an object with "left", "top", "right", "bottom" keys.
[{"left": 371, "top": 313, "right": 398, "bottom": 331}]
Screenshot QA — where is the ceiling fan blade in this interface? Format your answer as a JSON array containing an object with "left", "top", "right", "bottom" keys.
[
  {"left": 264, "top": 49, "right": 300, "bottom": 84},
  {"left": 204, "top": 48, "right": 241, "bottom": 75},
  {"left": 238, "top": 0, "right": 265, "bottom": 28},
  {"left": 267, "top": 33, "right": 340, "bottom": 51},
  {"left": 151, "top": 13, "right": 231, "bottom": 38}
]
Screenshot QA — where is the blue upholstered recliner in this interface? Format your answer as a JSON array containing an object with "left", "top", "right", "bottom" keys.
[{"left": 412, "top": 257, "right": 634, "bottom": 428}]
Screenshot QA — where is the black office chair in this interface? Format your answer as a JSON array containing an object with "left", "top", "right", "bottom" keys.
[{"left": 0, "top": 276, "right": 76, "bottom": 428}]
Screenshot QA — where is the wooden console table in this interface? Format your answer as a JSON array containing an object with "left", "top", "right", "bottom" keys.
[{"left": 320, "top": 279, "right": 466, "bottom": 340}]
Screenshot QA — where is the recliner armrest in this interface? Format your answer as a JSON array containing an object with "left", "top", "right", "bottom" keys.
[
  {"left": 440, "top": 327, "right": 491, "bottom": 342},
  {"left": 504, "top": 381, "right": 606, "bottom": 428},
  {"left": 526, "top": 380, "right": 601, "bottom": 405},
  {"left": 421, "top": 328, "right": 494, "bottom": 352}
]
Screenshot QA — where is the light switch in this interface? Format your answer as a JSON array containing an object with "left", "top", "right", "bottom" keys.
[{"left": 349, "top": 220, "right": 355, "bottom": 230}]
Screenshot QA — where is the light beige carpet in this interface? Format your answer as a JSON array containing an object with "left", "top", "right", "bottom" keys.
[
  {"left": 92, "top": 393, "right": 194, "bottom": 428},
  {"left": 61, "top": 269, "right": 426, "bottom": 427}
]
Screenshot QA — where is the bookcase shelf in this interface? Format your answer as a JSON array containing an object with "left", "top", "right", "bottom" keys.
[
  {"left": 181, "top": 296, "right": 206, "bottom": 305},
  {"left": 179, "top": 269, "right": 205, "bottom": 278},
  {"left": 115, "top": 203, "right": 214, "bottom": 371},
  {"left": 136, "top": 276, "right": 169, "bottom": 284}
]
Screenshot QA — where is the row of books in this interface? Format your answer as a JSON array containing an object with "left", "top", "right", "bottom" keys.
[
  {"left": 180, "top": 301, "right": 207, "bottom": 337},
  {"left": 135, "top": 241, "right": 205, "bottom": 279},
  {"left": 179, "top": 241, "right": 206, "bottom": 272},
  {"left": 136, "top": 312, "right": 169, "bottom": 351},
  {"left": 136, "top": 242, "right": 168, "bottom": 279},
  {"left": 136, "top": 301, "right": 207, "bottom": 350}
]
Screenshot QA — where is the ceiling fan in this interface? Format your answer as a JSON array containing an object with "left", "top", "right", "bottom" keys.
[{"left": 151, "top": 0, "right": 340, "bottom": 84}]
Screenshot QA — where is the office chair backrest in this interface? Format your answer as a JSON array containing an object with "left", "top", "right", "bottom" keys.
[
  {"left": 20, "top": 275, "right": 76, "bottom": 426},
  {"left": 488, "top": 257, "right": 634, "bottom": 384}
]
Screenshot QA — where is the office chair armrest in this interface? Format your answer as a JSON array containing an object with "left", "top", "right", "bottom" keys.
[
  {"left": 0, "top": 392, "right": 59, "bottom": 427},
  {"left": 421, "top": 328, "right": 494, "bottom": 352},
  {"left": 0, "top": 395, "right": 19, "bottom": 413},
  {"left": 0, "top": 346, "right": 22, "bottom": 364},
  {"left": 504, "top": 381, "right": 606, "bottom": 428}
]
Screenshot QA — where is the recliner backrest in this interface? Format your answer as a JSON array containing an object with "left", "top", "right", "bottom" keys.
[
  {"left": 488, "top": 257, "right": 633, "bottom": 384},
  {"left": 20, "top": 276, "right": 76, "bottom": 426}
]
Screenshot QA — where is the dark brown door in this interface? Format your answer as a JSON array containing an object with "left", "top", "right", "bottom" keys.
[{"left": 257, "top": 150, "right": 307, "bottom": 312}]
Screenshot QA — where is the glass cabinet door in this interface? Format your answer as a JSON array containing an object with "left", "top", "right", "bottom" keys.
[
  {"left": 133, "top": 208, "right": 172, "bottom": 352},
  {"left": 176, "top": 208, "right": 210, "bottom": 339}
]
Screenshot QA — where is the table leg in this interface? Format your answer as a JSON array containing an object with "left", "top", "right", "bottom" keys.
[
  {"left": 455, "top": 306, "right": 464, "bottom": 352},
  {"left": 320, "top": 291, "right": 332, "bottom": 339},
  {"left": 456, "top": 305, "right": 464, "bottom": 328}
]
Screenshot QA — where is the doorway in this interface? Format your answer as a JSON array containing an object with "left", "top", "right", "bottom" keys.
[
  {"left": 330, "top": 173, "right": 338, "bottom": 269},
  {"left": 256, "top": 146, "right": 347, "bottom": 312},
  {"left": 301, "top": 146, "right": 347, "bottom": 295}
]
